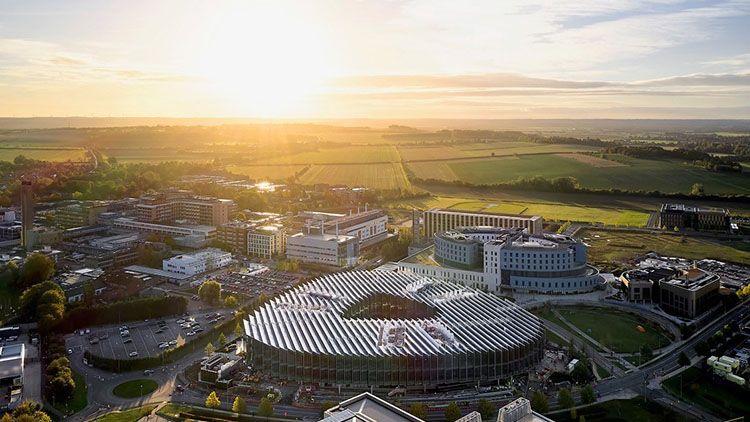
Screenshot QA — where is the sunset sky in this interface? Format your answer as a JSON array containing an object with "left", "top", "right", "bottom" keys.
[{"left": 1, "top": 0, "right": 749, "bottom": 118}]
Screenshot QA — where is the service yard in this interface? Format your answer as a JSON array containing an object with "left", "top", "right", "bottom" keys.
[{"left": 65, "top": 310, "right": 231, "bottom": 361}]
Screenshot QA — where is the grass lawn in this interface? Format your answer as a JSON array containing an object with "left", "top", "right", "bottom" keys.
[
  {"left": 581, "top": 229, "right": 750, "bottom": 265},
  {"left": 112, "top": 379, "right": 158, "bottom": 399},
  {"left": 94, "top": 405, "right": 157, "bottom": 422},
  {"left": 594, "top": 363, "right": 611, "bottom": 379},
  {"left": 555, "top": 306, "right": 672, "bottom": 354},
  {"left": 53, "top": 369, "right": 88, "bottom": 415},
  {"left": 385, "top": 195, "right": 650, "bottom": 226},
  {"left": 545, "top": 329, "right": 568, "bottom": 347},
  {"left": 156, "top": 403, "right": 194, "bottom": 419},
  {"left": 549, "top": 397, "right": 688, "bottom": 421},
  {"left": 663, "top": 367, "right": 750, "bottom": 419}
]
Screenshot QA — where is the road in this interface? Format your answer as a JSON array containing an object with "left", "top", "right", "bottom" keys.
[{"left": 594, "top": 300, "right": 749, "bottom": 421}]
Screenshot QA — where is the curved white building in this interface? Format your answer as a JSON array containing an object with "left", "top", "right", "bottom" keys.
[{"left": 244, "top": 271, "right": 545, "bottom": 389}]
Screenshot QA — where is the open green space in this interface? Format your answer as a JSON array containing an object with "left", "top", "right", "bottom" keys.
[
  {"left": 398, "top": 142, "right": 596, "bottom": 161},
  {"left": 663, "top": 366, "right": 750, "bottom": 419},
  {"left": 94, "top": 405, "right": 157, "bottom": 422},
  {"left": 554, "top": 306, "right": 672, "bottom": 354},
  {"left": 298, "top": 162, "right": 411, "bottom": 190},
  {"left": 263, "top": 144, "right": 401, "bottom": 165},
  {"left": 0, "top": 147, "right": 86, "bottom": 162},
  {"left": 408, "top": 153, "right": 750, "bottom": 195},
  {"left": 549, "top": 397, "right": 688, "bottom": 422},
  {"left": 156, "top": 403, "right": 194, "bottom": 419},
  {"left": 53, "top": 369, "right": 88, "bottom": 415},
  {"left": 581, "top": 229, "right": 750, "bottom": 265},
  {"left": 385, "top": 194, "right": 650, "bottom": 226},
  {"left": 112, "top": 379, "right": 159, "bottom": 399}
]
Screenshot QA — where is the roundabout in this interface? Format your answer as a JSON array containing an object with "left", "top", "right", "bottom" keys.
[{"left": 112, "top": 379, "right": 159, "bottom": 399}]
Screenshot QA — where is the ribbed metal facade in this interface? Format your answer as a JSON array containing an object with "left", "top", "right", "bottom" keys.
[{"left": 244, "top": 271, "right": 544, "bottom": 388}]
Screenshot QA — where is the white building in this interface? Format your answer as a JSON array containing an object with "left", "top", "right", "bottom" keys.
[
  {"left": 247, "top": 224, "right": 286, "bottom": 259},
  {"left": 162, "top": 248, "right": 232, "bottom": 276},
  {"left": 112, "top": 217, "right": 216, "bottom": 240},
  {"left": 286, "top": 232, "right": 359, "bottom": 267},
  {"left": 322, "top": 209, "right": 389, "bottom": 247},
  {"left": 423, "top": 209, "right": 543, "bottom": 237},
  {"left": 398, "top": 228, "right": 602, "bottom": 294}
]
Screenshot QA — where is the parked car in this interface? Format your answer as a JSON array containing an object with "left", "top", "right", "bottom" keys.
[
  {"left": 123, "top": 338, "right": 133, "bottom": 344},
  {"left": 169, "top": 340, "right": 177, "bottom": 346},
  {"left": 144, "top": 369, "right": 154, "bottom": 375},
  {"left": 186, "top": 331, "right": 195, "bottom": 336},
  {"left": 128, "top": 351, "right": 138, "bottom": 357},
  {"left": 67, "top": 348, "right": 73, "bottom": 355}
]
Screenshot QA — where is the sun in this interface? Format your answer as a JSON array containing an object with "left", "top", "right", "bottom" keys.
[{"left": 194, "top": 3, "right": 331, "bottom": 116}]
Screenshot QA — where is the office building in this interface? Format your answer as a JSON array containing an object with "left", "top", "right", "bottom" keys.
[
  {"left": 112, "top": 217, "right": 216, "bottom": 240},
  {"left": 162, "top": 248, "right": 232, "bottom": 276},
  {"left": 60, "top": 233, "right": 141, "bottom": 269},
  {"left": 0, "top": 344, "right": 24, "bottom": 409},
  {"left": 217, "top": 221, "right": 252, "bottom": 254},
  {"left": 497, "top": 398, "right": 555, "bottom": 422},
  {"left": 321, "top": 209, "right": 389, "bottom": 247},
  {"left": 136, "top": 191, "right": 234, "bottom": 226},
  {"left": 57, "top": 268, "right": 106, "bottom": 303},
  {"left": 423, "top": 209, "right": 543, "bottom": 237},
  {"left": 286, "top": 232, "right": 358, "bottom": 267},
  {"left": 55, "top": 201, "right": 110, "bottom": 229},
  {"left": 321, "top": 392, "right": 426, "bottom": 422},
  {"left": 245, "top": 271, "right": 544, "bottom": 389},
  {"left": 659, "top": 203, "right": 730, "bottom": 231},
  {"left": 621, "top": 265, "right": 721, "bottom": 318},
  {"left": 248, "top": 224, "right": 286, "bottom": 259}
]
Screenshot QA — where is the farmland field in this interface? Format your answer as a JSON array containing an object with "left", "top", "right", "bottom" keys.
[
  {"left": 0, "top": 147, "right": 86, "bottom": 162},
  {"left": 262, "top": 145, "right": 401, "bottom": 165},
  {"left": 298, "top": 163, "right": 411, "bottom": 189},
  {"left": 415, "top": 154, "right": 750, "bottom": 194},
  {"left": 397, "top": 142, "right": 597, "bottom": 161},
  {"left": 580, "top": 229, "right": 750, "bottom": 265},
  {"left": 226, "top": 164, "right": 307, "bottom": 180}
]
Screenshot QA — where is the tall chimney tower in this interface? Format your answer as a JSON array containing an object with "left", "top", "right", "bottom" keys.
[{"left": 20, "top": 181, "right": 34, "bottom": 250}]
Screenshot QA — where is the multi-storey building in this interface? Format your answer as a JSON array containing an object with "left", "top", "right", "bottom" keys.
[
  {"left": 423, "top": 209, "right": 543, "bottom": 237},
  {"left": 217, "top": 221, "right": 252, "bottom": 254},
  {"left": 20, "top": 181, "right": 34, "bottom": 250},
  {"left": 136, "top": 192, "right": 233, "bottom": 226},
  {"left": 621, "top": 265, "right": 721, "bottom": 318},
  {"left": 399, "top": 227, "right": 601, "bottom": 294},
  {"left": 286, "top": 232, "right": 359, "bottom": 267},
  {"left": 112, "top": 217, "right": 216, "bottom": 240},
  {"left": 321, "top": 209, "right": 389, "bottom": 247},
  {"left": 56, "top": 201, "right": 110, "bottom": 229},
  {"left": 162, "top": 248, "right": 232, "bottom": 276},
  {"left": 659, "top": 203, "right": 730, "bottom": 231},
  {"left": 248, "top": 225, "right": 286, "bottom": 259}
]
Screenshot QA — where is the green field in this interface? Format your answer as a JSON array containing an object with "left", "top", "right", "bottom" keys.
[
  {"left": 386, "top": 195, "right": 650, "bottom": 226},
  {"left": 552, "top": 306, "right": 672, "bottom": 354},
  {"left": 102, "top": 148, "right": 214, "bottom": 163},
  {"left": 112, "top": 379, "right": 158, "bottom": 398},
  {"left": 397, "top": 142, "right": 596, "bottom": 161},
  {"left": 0, "top": 147, "right": 86, "bottom": 162},
  {"left": 409, "top": 154, "right": 750, "bottom": 195},
  {"left": 581, "top": 229, "right": 750, "bottom": 265},
  {"left": 227, "top": 164, "right": 307, "bottom": 181},
  {"left": 663, "top": 366, "right": 750, "bottom": 419},
  {"left": 298, "top": 163, "right": 411, "bottom": 189},
  {"left": 94, "top": 405, "right": 157, "bottom": 422},
  {"left": 53, "top": 369, "right": 88, "bottom": 415}
]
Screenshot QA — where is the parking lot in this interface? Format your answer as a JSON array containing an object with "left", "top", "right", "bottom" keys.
[
  {"left": 65, "top": 309, "right": 231, "bottom": 360},
  {"left": 216, "top": 270, "right": 298, "bottom": 298}
]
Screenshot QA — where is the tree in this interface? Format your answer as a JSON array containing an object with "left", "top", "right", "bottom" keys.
[
  {"left": 198, "top": 280, "right": 221, "bottom": 305},
  {"left": 205, "top": 342, "right": 216, "bottom": 356},
  {"left": 218, "top": 332, "right": 227, "bottom": 345},
  {"left": 571, "top": 360, "right": 593, "bottom": 384},
  {"left": 19, "top": 281, "right": 65, "bottom": 332},
  {"left": 234, "top": 322, "right": 244, "bottom": 337},
  {"left": 5, "top": 401, "right": 51, "bottom": 422},
  {"left": 206, "top": 391, "right": 221, "bottom": 408},
  {"left": 224, "top": 295, "right": 238, "bottom": 308},
  {"left": 49, "top": 374, "right": 75, "bottom": 402},
  {"left": 581, "top": 384, "right": 595, "bottom": 404},
  {"left": 579, "top": 416, "right": 586, "bottom": 422},
  {"left": 678, "top": 352, "right": 690, "bottom": 366},
  {"left": 477, "top": 399, "right": 495, "bottom": 420},
  {"left": 640, "top": 345, "right": 653, "bottom": 362},
  {"left": 444, "top": 402, "right": 461, "bottom": 422},
  {"left": 691, "top": 183, "right": 705, "bottom": 196},
  {"left": 408, "top": 403, "right": 428, "bottom": 420},
  {"left": 558, "top": 388, "right": 575, "bottom": 410},
  {"left": 695, "top": 340, "right": 710, "bottom": 356},
  {"left": 19, "top": 253, "right": 55, "bottom": 289},
  {"left": 232, "top": 396, "right": 247, "bottom": 414},
  {"left": 258, "top": 397, "right": 274, "bottom": 417},
  {"left": 531, "top": 390, "right": 549, "bottom": 413}
]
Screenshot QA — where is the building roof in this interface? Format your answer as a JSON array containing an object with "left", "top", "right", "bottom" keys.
[
  {"left": 321, "top": 392, "right": 425, "bottom": 422},
  {"left": 0, "top": 344, "right": 24, "bottom": 381},
  {"left": 245, "top": 271, "right": 542, "bottom": 358},
  {"left": 660, "top": 203, "right": 728, "bottom": 215}
]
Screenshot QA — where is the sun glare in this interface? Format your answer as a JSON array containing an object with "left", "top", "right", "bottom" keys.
[{"left": 195, "top": 3, "right": 331, "bottom": 116}]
